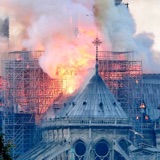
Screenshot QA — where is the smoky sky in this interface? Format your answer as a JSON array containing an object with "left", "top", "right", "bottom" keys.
[{"left": 0, "top": 0, "right": 159, "bottom": 74}]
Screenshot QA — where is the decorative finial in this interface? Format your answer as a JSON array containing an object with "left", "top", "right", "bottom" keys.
[{"left": 92, "top": 37, "right": 102, "bottom": 75}]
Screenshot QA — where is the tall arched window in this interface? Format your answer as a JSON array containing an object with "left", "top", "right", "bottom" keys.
[
  {"left": 92, "top": 139, "right": 110, "bottom": 160},
  {"left": 74, "top": 140, "right": 86, "bottom": 160}
]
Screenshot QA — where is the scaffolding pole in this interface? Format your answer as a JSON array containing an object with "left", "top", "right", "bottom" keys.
[
  {"left": 98, "top": 51, "right": 143, "bottom": 138},
  {"left": 3, "top": 51, "right": 66, "bottom": 115},
  {"left": 1, "top": 50, "right": 74, "bottom": 159}
]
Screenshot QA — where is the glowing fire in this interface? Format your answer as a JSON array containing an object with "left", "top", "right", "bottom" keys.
[
  {"left": 56, "top": 57, "right": 90, "bottom": 94},
  {"left": 67, "top": 86, "right": 75, "bottom": 94}
]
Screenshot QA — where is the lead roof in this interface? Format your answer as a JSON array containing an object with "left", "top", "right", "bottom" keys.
[{"left": 56, "top": 70, "right": 128, "bottom": 119}]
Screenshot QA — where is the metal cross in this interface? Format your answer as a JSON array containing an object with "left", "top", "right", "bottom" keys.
[
  {"left": 92, "top": 37, "right": 102, "bottom": 75},
  {"left": 92, "top": 37, "right": 102, "bottom": 61}
]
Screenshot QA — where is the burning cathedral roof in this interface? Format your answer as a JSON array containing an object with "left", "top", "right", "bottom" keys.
[{"left": 56, "top": 61, "right": 128, "bottom": 120}]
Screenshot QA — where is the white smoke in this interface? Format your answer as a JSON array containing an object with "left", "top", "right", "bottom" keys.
[
  {"left": 0, "top": 0, "right": 101, "bottom": 84},
  {"left": 124, "top": 0, "right": 160, "bottom": 72},
  {"left": 134, "top": 32, "right": 159, "bottom": 73},
  {"left": 94, "top": 0, "right": 160, "bottom": 72},
  {"left": 0, "top": 0, "right": 159, "bottom": 76},
  {"left": 124, "top": 0, "right": 160, "bottom": 50}
]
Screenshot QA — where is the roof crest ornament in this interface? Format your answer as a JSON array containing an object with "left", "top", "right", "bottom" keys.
[{"left": 92, "top": 37, "right": 102, "bottom": 75}]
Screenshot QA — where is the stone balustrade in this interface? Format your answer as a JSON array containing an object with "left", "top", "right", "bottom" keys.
[{"left": 42, "top": 117, "right": 130, "bottom": 128}]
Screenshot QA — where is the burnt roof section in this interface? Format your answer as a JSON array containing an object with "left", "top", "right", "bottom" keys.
[{"left": 56, "top": 37, "right": 127, "bottom": 120}]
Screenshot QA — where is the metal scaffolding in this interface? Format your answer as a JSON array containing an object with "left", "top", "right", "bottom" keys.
[
  {"left": 3, "top": 112, "right": 37, "bottom": 158},
  {"left": 3, "top": 51, "right": 67, "bottom": 115},
  {"left": 1, "top": 50, "right": 73, "bottom": 159},
  {"left": 98, "top": 51, "right": 143, "bottom": 122}
]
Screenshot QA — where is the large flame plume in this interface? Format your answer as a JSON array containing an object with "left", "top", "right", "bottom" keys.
[{"left": 0, "top": 0, "right": 159, "bottom": 93}]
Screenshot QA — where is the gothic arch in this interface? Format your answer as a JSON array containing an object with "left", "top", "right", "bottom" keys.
[
  {"left": 73, "top": 139, "right": 87, "bottom": 160},
  {"left": 93, "top": 137, "right": 112, "bottom": 147},
  {"left": 73, "top": 138, "right": 87, "bottom": 145},
  {"left": 91, "top": 138, "right": 111, "bottom": 160}
]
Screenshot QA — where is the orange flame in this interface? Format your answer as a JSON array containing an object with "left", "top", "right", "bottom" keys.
[{"left": 56, "top": 57, "right": 90, "bottom": 94}]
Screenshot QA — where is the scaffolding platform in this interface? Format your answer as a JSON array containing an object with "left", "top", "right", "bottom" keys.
[
  {"left": 3, "top": 51, "right": 66, "bottom": 115},
  {"left": 0, "top": 111, "right": 39, "bottom": 158}
]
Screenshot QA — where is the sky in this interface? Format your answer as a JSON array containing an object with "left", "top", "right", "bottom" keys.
[{"left": 123, "top": 0, "right": 160, "bottom": 51}]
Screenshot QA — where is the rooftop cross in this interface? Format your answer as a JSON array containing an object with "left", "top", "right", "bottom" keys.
[{"left": 92, "top": 37, "right": 102, "bottom": 75}]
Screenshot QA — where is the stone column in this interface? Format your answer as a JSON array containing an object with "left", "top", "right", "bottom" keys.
[
  {"left": 68, "top": 127, "right": 71, "bottom": 141},
  {"left": 89, "top": 128, "right": 92, "bottom": 139}
]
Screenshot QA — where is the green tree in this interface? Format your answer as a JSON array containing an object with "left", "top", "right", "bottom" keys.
[{"left": 0, "top": 132, "right": 12, "bottom": 160}]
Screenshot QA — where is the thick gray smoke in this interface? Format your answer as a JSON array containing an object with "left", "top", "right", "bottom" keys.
[
  {"left": 124, "top": 0, "right": 160, "bottom": 51},
  {"left": 94, "top": 0, "right": 159, "bottom": 72},
  {"left": 0, "top": 0, "right": 100, "bottom": 90},
  {"left": 0, "top": 0, "right": 159, "bottom": 76}
]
